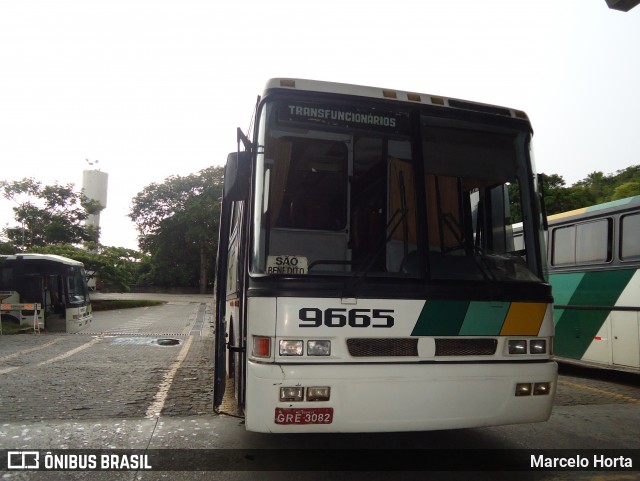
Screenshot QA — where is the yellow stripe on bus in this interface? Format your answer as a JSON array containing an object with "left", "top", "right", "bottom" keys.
[
  {"left": 546, "top": 207, "right": 588, "bottom": 221},
  {"left": 500, "top": 302, "right": 547, "bottom": 336}
]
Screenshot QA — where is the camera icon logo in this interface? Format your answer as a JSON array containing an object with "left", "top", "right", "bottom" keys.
[{"left": 7, "top": 451, "right": 40, "bottom": 469}]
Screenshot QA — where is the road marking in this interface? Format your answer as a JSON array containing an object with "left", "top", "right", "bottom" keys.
[
  {"left": 0, "top": 366, "right": 20, "bottom": 375},
  {"left": 0, "top": 337, "right": 99, "bottom": 374},
  {"left": 146, "top": 335, "right": 194, "bottom": 418},
  {"left": 0, "top": 338, "right": 64, "bottom": 363},
  {"left": 558, "top": 379, "right": 640, "bottom": 404},
  {"left": 36, "top": 337, "right": 101, "bottom": 366}
]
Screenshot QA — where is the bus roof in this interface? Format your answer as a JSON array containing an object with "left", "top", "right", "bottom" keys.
[
  {"left": 263, "top": 78, "right": 531, "bottom": 122},
  {"left": 1, "top": 253, "right": 85, "bottom": 267},
  {"left": 547, "top": 195, "right": 640, "bottom": 224}
]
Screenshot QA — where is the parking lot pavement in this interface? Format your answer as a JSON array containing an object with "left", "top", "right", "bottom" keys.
[
  {"left": 0, "top": 297, "right": 214, "bottom": 423},
  {"left": 2, "top": 293, "right": 640, "bottom": 479},
  {"left": 90, "top": 292, "right": 214, "bottom": 305}
]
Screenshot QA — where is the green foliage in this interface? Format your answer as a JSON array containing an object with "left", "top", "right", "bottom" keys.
[
  {"left": 0, "top": 319, "right": 33, "bottom": 334},
  {"left": 91, "top": 299, "right": 165, "bottom": 311},
  {"left": 0, "top": 178, "right": 103, "bottom": 248},
  {"left": 611, "top": 181, "right": 640, "bottom": 200},
  {"left": 26, "top": 244, "right": 143, "bottom": 292},
  {"left": 541, "top": 165, "right": 640, "bottom": 216},
  {"left": 0, "top": 242, "right": 17, "bottom": 255},
  {"left": 129, "top": 166, "right": 224, "bottom": 291}
]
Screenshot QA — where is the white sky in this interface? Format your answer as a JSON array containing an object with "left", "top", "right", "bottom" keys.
[{"left": 1, "top": 0, "right": 638, "bottom": 250}]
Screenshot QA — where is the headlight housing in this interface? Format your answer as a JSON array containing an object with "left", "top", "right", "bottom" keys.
[
  {"left": 307, "top": 340, "right": 331, "bottom": 356},
  {"left": 279, "top": 340, "right": 303, "bottom": 356}
]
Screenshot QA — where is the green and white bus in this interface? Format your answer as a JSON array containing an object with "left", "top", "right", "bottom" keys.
[
  {"left": 545, "top": 195, "right": 640, "bottom": 372},
  {"left": 214, "top": 78, "right": 557, "bottom": 433},
  {"left": 0, "top": 253, "right": 92, "bottom": 333}
]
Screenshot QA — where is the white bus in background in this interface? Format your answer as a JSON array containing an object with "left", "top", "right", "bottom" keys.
[
  {"left": 214, "top": 78, "right": 557, "bottom": 433},
  {"left": 0, "top": 253, "right": 92, "bottom": 333},
  {"left": 544, "top": 196, "right": 640, "bottom": 372}
]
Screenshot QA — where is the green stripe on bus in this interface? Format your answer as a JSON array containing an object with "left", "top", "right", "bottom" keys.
[
  {"left": 567, "top": 270, "right": 635, "bottom": 307},
  {"left": 552, "top": 269, "right": 635, "bottom": 360},
  {"left": 583, "top": 196, "right": 640, "bottom": 213},
  {"left": 412, "top": 300, "right": 469, "bottom": 336},
  {"left": 550, "top": 272, "right": 584, "bottom": 307},
  {"left": 459, "top": 301, "right": 510, "bottom": 335},
  {"left": 412, "top": 300, "right": 514, "bottom": 336}
]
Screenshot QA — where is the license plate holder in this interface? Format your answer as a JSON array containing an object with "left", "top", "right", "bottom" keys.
[{"left": 275, "top": 407, "right": 333, "bottom": 425}]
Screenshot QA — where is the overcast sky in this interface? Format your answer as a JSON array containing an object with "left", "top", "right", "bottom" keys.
[{"left": 1, "top": 0, "right": 638, "bottom": 250}]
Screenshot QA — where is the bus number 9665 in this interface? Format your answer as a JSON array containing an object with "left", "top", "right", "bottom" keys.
[{"left": 299, "top": 308, "right": 394, "bottom": 328}]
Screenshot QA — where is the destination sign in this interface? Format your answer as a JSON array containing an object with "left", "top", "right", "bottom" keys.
[{"left": 278, "top": 102, "right": 409, "bottom": 133}]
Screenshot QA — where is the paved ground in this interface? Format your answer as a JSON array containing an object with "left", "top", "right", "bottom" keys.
[
  {"left": 0, "top": 293, "right": 639, "bottom": 480},
  {"left": 0, "top": 295, "right": 215, "bottom": 422}
]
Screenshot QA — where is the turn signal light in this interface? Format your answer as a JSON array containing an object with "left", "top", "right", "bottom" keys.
[{"left": 253, "top": 336, "right": 271, "bottom": 358}]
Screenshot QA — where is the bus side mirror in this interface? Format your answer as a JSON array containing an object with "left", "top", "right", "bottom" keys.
[{"left": 224, "top": 151, "right": 251, "bottom": 201}]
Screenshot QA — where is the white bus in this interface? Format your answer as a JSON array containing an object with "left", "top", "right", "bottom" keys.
[
  {"left": 0, "top": 253, "right": 92, "bottom": 333},
  {"left": 545, "top": 195, "right": 640, "bottom": 372},
  {"left": 214, "top": 78, "right": 557, "bottom": 433}
]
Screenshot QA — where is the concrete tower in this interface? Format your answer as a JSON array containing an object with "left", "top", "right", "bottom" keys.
[{"left": 82, "top": 166, "right": 109, "bottom": 240}]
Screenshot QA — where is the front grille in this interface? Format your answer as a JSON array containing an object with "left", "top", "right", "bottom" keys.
[
  {"left": 435, "top": 338, "right": 497, "bottom": 356},
  {"left": 347, "top": 338, "right": 418, "bottom": 357}
]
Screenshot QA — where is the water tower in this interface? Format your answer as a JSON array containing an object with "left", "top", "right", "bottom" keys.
[{"left": 82, "top": 164, "right": 108, "bottom": 241}]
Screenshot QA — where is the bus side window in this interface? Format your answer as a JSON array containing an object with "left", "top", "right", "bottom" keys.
[
  {"left": 576, "top": 219, "right": 612, "bottom": 264},
  {"left": 620, "top": 213, "right": 640, "bottom": 260},
  {"left": 552, "top": 218, "right": 612, "bottom": 266},
  {"left": 552, "top": 225, "right": 576, "bottom": 266}
]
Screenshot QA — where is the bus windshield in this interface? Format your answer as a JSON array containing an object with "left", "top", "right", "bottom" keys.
[
  {"left": 67, "top": 266, "right": 90, "bottom": 304},
  {"left": 251, "top": 98, "right": 541, "bottom": 283}
]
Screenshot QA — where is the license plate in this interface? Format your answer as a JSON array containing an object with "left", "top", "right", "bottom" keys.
[{"left": 275, "top": 407, "right": 333, "bottom": 425}]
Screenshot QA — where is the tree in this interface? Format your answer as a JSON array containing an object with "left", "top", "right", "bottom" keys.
[
  {"left": 0, "top": 242, "right": 16, "bottom": 255},
  {"left": 612, "top": 181, "right": 640, "bottom": 200},
  {"left": 27, "top": 244, "right": 143, "bottom": 292},
  {"left": 573, "top": 171, "right": 611, "bottom": 204},
  {"left": 129, "top": 167, "right": 224, "bottom": 293},
  {"left": 0, "top": 178, "right": 103, "bottom": 248},
  {"left": 533, "top": 165, "right": 640, "bottom": 217}
]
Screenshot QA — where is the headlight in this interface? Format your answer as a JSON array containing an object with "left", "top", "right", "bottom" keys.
[
  {"left": 280, "top": 387, "right": 304, "bottom": 402},
  {"left": 515, "top": 383, "right": 532, "bottom": 396},
  {"left": 307, "top": 340, "right": 331, "bottom": 356},
  {"left": 307, "top": 386, "right": 331, "bottom": 401},
  {"left": 279, "top": 340, "right": 303, "bottom": 356},
  {"left": 508, "top": 340, "right": 527, "bottom": 354},
  {"left": 533, "top": 382, "right": 551, "bottom": 395},
  {"left": 530, "top": 339, "right": 547, "bottom": 354}
]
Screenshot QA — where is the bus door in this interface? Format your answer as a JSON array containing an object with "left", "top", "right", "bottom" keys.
[
  {"left": 21, "top": 275, "right": 45, "bottom": 326},
  {"left": 611, "top": 311, "right": 640, "bottom": 369},
  {"left": 214, "top": 196, "right": 232, "bottom": 408},
  {"left": 44, "top": 274, "right": 64, "bottom": 319},
  {"left": 227, "top": 200, "right": 247, "bottom": 407},
  {"left": 214, "top": 151, "right": 251, "bottom": 410}
]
